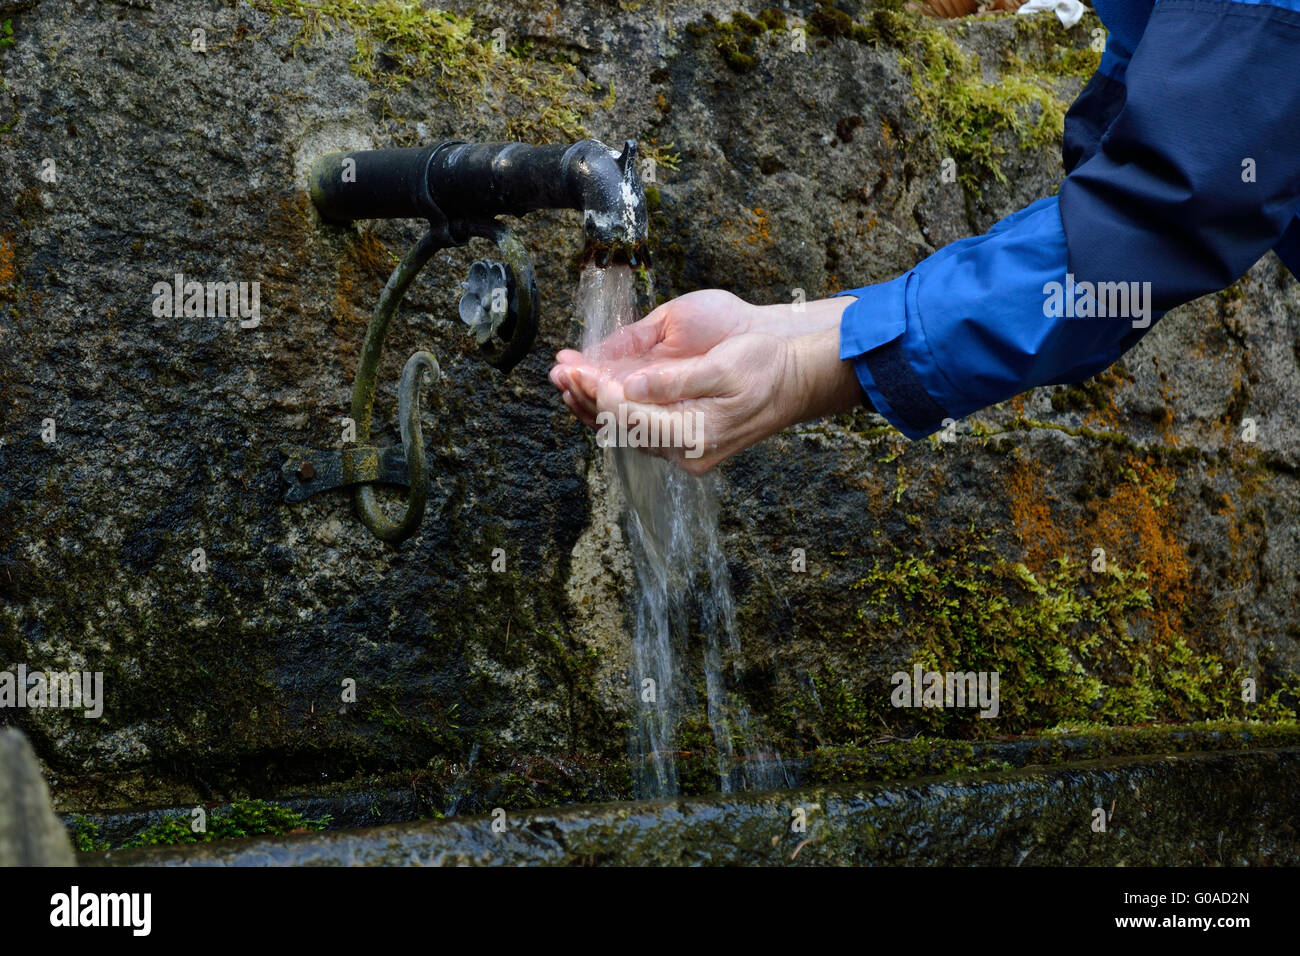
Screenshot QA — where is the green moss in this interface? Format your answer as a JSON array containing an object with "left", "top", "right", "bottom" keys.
[
  {"left": 769, "top": 475, "right": 1299, "bottom": 754},
  {"left": 803, "top": 2, "right": 1094, "bottom": 190},
  {"left": 640, "top": 142, "right": 681, "bottom": 176},
  {"left": 1218, "top": 278, "right": 1248, "bottom": 305},
  {"left": 807, "top": 2, "right": 877, "bottom": 44},
  {"left": 810, "top": 738, "right": 1010, "bottom": 784},
  {"left": 259, "top": 0, "right": 590, "bottom": 140},
  {"left": 807, "top": 719, "right": 1300, "bottom": 785},
  {"left": 69, "top": 815, "right": 111, "bottom": 853},
  {"left": 720, "top": 45, "right": 757, "bottom": 72},
  {"left": 0, "top": 18, "right": 17, "bottom": 134},
  {"left": 360, "top": 684, "right": 462, "bottom": 754},
  {"left": 839, "top": 550, "right": 1298, "bottom": 736},
  {"left": 714, "top": 13, "right": 761, "bottom": 72},
  {"left": 121, "top": 799, "right": 330, "bottom": 850},
  {"left": 730, "top": 10, "right": 767, "bottom": 37},
  {"left": 755, "top": 8, "right": 788, "bottom": 32},
  {"left": 1051, "top": 379, "right": 1111, "bottom": 413},
  {"left": 674, "top": 717, "right": 726, "bottom": 795},
  {"left": 1011, "top": 11, "right": 1102, "bottom": 80},
  {"left": 788, "top": 674, "right": 875, "bottom": 743},
  {"left": 690, "top": 10, "right": 791, "bottom": 74},
  {"left": 903, "top": 28, "right": 1068, "bottom": 189}
]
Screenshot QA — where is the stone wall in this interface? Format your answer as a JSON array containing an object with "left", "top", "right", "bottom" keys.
[{"left": 0, "top": 0, "right": 1296, "bottom": 816}]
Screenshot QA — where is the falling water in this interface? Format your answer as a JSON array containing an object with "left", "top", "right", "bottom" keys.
[{"left": 577, "top": 264, "right": 788, "bottom": 799}]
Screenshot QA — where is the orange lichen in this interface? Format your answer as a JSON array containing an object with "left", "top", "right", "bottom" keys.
[
  {"left": 348, "top": 229, "right": 397, "bottom": 279},
  {"left": 1005, "top": 456, "right": 1067, "bottom": 573},
  {"left": 1082, "top": 457, "right": 1189, "bottom": 644},
  {"left": 260, "top": 193, "right": 315, "bottom": 305},
  {"left": 332, "top": 264, "right": 364, "bottom": 348},
  {"left": 744, "top": 207, "right": 773, "bottom": 246},
  {"left": 719, "top": 206, "right": 783, "bottom": 287},
  {"left": 1084, "top": 368, "right": 1125, "bottom": 428},
  {"left": 330, "top": 231, "right": 395, "bottom": 360},
  {"left": 0, "top": 234, "right": 16, "bottom": 293},
  {"left": 879, "top": 115, "right": 895, "bottom": 149}
]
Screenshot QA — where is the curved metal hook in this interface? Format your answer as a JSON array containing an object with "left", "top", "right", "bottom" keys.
[
  {"left": 351, "top": 230, "right": 441, "bottom": 545},
  {"left": 337, "top": 223, "right": 535, "bottom": 545}
]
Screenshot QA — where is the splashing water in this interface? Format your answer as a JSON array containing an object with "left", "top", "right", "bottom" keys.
[{"left": 577, "top": 264, "right": 788, "bottom": 799}]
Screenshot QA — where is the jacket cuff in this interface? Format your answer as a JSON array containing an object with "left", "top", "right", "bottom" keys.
[{"left": 834, "top": 274, "right": 949, "bottom": 440}]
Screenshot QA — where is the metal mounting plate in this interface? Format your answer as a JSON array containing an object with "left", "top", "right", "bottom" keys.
[{"left": 279, "top": 444, "right": 417, "bottom": 503}]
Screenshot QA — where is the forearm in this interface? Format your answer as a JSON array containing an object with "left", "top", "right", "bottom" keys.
[{"left": 833, "top": 0, "right": 1300, "bottom": 440}]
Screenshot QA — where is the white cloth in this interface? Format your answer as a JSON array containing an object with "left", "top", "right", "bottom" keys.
[{"left": 1015, "top": 0, "right": 1087, "bottom": 29}]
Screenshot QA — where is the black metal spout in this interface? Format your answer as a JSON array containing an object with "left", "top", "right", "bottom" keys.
[
  {"left": 308, "top": 138, "right": 648, "bottom": 251},
  {"left": 295, "top": 137, "right": 649, "bottom": 545}
]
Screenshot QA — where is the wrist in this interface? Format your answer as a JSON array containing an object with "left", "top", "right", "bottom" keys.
[
  {"left": 753, "top": 295, "right": 856, "bottom": 338},
  {"left": 781, "top": 323, "right": 863, "bottom": 427}
]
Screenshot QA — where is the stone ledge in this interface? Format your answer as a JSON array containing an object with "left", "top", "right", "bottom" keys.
[{"left": 85, "top": 745, "right": 1300, "bottom": 866}]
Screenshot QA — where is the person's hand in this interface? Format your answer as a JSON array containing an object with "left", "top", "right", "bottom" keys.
[
  {"left": 549, "top": 290, "right": 851, "bottom": 429},
  {"left": 550, "top": 291, "right": 863, "bottom": 473},
  {"left": 550, "top": 290, "right": 753, "bottom": 428}
]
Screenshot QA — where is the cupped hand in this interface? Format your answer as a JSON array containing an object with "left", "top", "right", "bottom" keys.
[
  {"left": 550, "top": 290, "right": 754, "bottom": 427},
  {"left": 590, "top": 328, "right": 795, "bottom": 474},
  {"left": 550, "top": 290, "right": 862, "bottom": 472},
  {"left": 550, "top": 289, "right": 851, "bottom": 428}
]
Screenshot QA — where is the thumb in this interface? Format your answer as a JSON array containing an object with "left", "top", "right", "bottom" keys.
[{"left": 590, "top": 305, "right": 669, "bottom": 362}]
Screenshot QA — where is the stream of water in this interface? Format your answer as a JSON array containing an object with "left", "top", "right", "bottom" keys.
[{"left": 577, "top": 264, "right": 789, "bottom": 799}]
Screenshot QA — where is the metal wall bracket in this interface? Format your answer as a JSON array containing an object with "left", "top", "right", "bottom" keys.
[
  {"left": 279, "top": 444, "right": 416, "bottom": 503},
  {"left": 281, "top": 215, "right": 538, "bottom": 546}
]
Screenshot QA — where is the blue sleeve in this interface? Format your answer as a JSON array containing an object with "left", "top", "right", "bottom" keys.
[{"left": 838, "top": 0, "right": 1300, "bottom": 439}]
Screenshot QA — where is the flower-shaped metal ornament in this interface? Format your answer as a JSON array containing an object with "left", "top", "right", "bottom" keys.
[{"left": 459, "top": 260, "right": 511, "bottom": 345}]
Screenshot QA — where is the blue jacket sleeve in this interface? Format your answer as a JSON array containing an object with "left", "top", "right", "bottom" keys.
[{"left": 838, "top": 0, "right": 1300, "bottom": 439}]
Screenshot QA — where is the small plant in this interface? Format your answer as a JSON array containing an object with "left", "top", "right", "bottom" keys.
[
  {"left": 122, "top": 799, "right": 331, "bottom": 849},
  {"left": 69, "top": 815, "right": 111, "bottom": 854}
]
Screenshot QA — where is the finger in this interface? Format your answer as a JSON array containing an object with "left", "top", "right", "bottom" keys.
[
  {"left": 566, "top": 365, "right": 601, "bottom": 403},
  {"left": 567, "top": 369, "right": 599, "bottom": 418},
  {"left": 597, "top": 394, "right": 714, "bottom": 469},
  {"left": 619, "top": 355, "right": 729, "bottom": 404},
  {"left": 555, "top": 348, "right": 585, "bottom": 366},
  {"left": 588, "top": 306, "right": 670, "bottom": 361},
  {"left": 553, "top": 365, "right": 595, "bottom": 420},
  {"left": 594, "top": 373, "right": 629, "bottom": 418},
  {"left": 562, "top": 390, "right": 597, "bottom": 430}
]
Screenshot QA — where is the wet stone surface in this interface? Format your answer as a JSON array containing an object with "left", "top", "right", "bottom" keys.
[{"left": 87, "top": 747, "right": 1300, "bottom": 866}]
